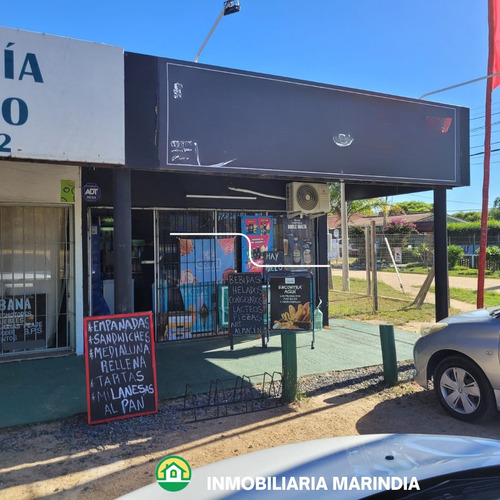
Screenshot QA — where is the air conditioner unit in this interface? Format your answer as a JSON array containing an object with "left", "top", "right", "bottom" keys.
[{"left": 286, "top": 182, "right": 330, "bottom": 216}]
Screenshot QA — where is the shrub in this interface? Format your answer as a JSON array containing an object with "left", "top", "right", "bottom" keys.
[
  {"left": 486, "top": 245, "right": 500, "bottom": 263},
  {"left": 448, "top": 220, "right": 500, "bottom": 236},
  {"left": 448, "top": 245, "right": 464, "bottom": 269},
  {"left": 384, "top": 218, "right": 416, "bottom": 234},
  {"left": 402, "top": 246, "right": 420, "bottom": 264},
  {"left": 475, "top": 246, "right": 500, "bottom": 271}
]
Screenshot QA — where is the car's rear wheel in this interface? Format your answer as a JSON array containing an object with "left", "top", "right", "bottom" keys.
[{"left": 434, "top": 356, "right": 497, "bottom": 423}]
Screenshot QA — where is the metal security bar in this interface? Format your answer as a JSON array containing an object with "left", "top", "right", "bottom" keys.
[
  {"left": 156, "top": 211, "right": 218, "bottom": 341},
  {"left": 155, "top": 210, "right": 297, "bottom": 342}
]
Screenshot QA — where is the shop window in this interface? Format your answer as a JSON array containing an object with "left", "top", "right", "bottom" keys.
[
  {"left": 87, "top": 208, "right": 318, "bottom": 344},
  {"left": 155, "top": 211, "right": 287, "bottom": 342},
  {"left": 0, "top": 206, "right": 72, "bottom": 356}
]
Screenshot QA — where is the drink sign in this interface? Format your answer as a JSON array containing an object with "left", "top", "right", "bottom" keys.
[{"left": 84, "top": 311, "right": 158, "bottom": 424}]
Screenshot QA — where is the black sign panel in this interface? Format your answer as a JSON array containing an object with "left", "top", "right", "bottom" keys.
[
  {"left": 151, "top": 59, "right": 468, "bottom": 186},
  {"left": 227, "top": 273, "right": 264, "bottom": 338},
  {"left": 270, "top": 274, "right": 312, "bottom": 332},
  {"left": 0, "top": 294, "right": 46, "bottom": 351},
  {"left": 84, "top": 312, "right": 158, "bottom": 424}
]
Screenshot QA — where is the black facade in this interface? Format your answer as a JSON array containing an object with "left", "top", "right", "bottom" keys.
[
  {"left": 82, "top": 167, "right": 329, "bottom": 341},
  {"left": 82, "top": 52, "right": 470, "bottom": 344}
]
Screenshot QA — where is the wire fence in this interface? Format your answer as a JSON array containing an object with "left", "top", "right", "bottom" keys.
[{"left": 331, "top": 232, "right": 500, "bottom": 272}]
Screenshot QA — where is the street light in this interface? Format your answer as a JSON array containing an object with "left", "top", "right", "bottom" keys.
[
  {"left": 194, "top": 1, "right": 241, "bottom": 63},
  {"left": 223, "top": 0, "right": 241, "bottom": 15}
]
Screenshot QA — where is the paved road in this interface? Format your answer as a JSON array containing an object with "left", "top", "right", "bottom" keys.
[{"left": 332, "top": 269, "right": 500, "bottom": 313}]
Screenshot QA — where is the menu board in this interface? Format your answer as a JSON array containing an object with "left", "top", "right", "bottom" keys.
[
  {"left": 84, "top": 311, "right": 158, "bottom": 424},
  {"left": 227, "top": 273, "right": 265, "bottom": 348},
  {"left": 269, "top": 274, "right": 312, "bottom": 332}
]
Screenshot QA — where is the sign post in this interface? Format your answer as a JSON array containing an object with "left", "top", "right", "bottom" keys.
[
  {"left": 268, "top": 272, "right": 314, "bottom": 402},
  {"left": 281, "top": 333, "right": 297, "bottom": 403}
]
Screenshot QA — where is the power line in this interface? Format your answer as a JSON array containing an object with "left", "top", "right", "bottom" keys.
[{"left": 470, "top": 147, "right": 500, "bottom": 157}]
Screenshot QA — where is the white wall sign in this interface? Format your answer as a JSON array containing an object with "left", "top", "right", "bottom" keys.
[{"left": 0, "top": 27, "right": 124, "bottom": 164}]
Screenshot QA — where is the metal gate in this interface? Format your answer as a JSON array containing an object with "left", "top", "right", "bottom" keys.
[{"left": 155, "top": 210, "right": 243, "bottom": 342}]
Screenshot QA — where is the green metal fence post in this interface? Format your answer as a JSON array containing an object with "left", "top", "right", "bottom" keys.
[
  {"left": 379, "top": 324, "right": 398, "bottom": 385},
  {"left": 281, "top": 333, "right": 297, "bottom": 402}
]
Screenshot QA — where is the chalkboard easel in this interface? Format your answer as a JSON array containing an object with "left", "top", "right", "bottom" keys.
[
  {"left": 227, "top": 273, "right": 267, "bottom": 350},
  {"left": 84, "top": 311, "right": 158, "bottom": 424}
]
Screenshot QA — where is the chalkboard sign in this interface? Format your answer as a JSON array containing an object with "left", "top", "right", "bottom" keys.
[
  {"left": 227, "top": 273, "right": 265, "bottom": 349},
  {"left": 84, "top": 311, "right": 158, "bottom": 424},
  {"left": 264, "top": 251, "right": 284, "bottom": 277},
  {"left": 269, "top": 274, "right": 312, "bottom": 332}
]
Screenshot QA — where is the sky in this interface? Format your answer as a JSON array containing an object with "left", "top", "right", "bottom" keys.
[{"left": 3, "top": 0, "right": 499, "bottom": 214}]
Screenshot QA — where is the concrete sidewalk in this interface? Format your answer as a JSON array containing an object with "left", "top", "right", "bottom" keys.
[{"left": 0, "top": 320, "right": 418, "bottom": 428}]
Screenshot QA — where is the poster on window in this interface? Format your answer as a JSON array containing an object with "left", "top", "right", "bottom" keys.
[
  {"left": 283, "top": 217, "right": 314, "bottom": 268},
  {"left": 241, "top": 216, "right": 274, "bottom": 274},
  {"left": 0, "top": 294, "right": 46, "bottom": 351},
  {"left": 179, "top": 238, "right": 235, "bottom": 284},
  {"left": 178, "top": 238, "right": 235, "bottom": 333},
  {"left": 269, "top": 275, "right": 312, "bottom": 331}
]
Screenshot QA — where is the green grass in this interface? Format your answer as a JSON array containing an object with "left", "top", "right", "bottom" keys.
[
  {"left": 329, "top": 276, "right": 450, "bottom": 326},
  {"left": 384, "top": 265, "right": 500, "bottom": 279},
  {"left": 429, "top": 286, "right": 500, "bottom": 308}
]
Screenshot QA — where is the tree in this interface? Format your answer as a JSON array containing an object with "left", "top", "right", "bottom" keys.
[
  {"left": 328, "top": 183, "right": 383, "bottom": 221},
  {"left": 451, "top": 211, "right": 481, "bottom": 222},
  {"left": 417, "top": 242, "right": 433, "bottom": 267},
  {"left": 398, "top": 200, "right": 433, "bottom": 213},
  {"left": 489, "top": 197, "right": 500, "bottom": 221},
  {"left": 328, "top": 183, "right": 403, "bottom": 221}
]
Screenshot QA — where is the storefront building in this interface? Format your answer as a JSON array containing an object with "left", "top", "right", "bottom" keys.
[
  {"left": 1, "top": 27, "right": 469, "bottom": 362},
  {"left": 82, "top": 169, "right": 329, "bottom": 342},
  {"left": 0, "top": 27, "right": 124, "bottom": 358}
]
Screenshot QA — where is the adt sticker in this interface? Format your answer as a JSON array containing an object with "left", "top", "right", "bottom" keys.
[{"left": 82, "top": 183, "right": 101, "bottom": 202}]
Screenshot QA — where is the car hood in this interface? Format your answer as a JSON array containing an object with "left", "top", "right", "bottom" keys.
[
  {"left": 441, "top": 307, "right": 500, "bottom": 325},
  {"left": 119, "top": 434, "right": 500, "bottom": 499}
]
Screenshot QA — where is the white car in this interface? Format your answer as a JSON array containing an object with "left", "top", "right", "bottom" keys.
[
  {"left": 119, "top": 434, "right": 500, "bottom": 499},
  {"left": 414, "top": 307, "right": 500, "bottom": 423}
]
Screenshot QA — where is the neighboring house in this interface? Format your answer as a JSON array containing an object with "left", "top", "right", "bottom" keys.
[
  {"left": 328, "top": 212, "right": 465, "bottom": 236},
  {"left": 328, "top": 212, "right": 467, "bottom": 265}
]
